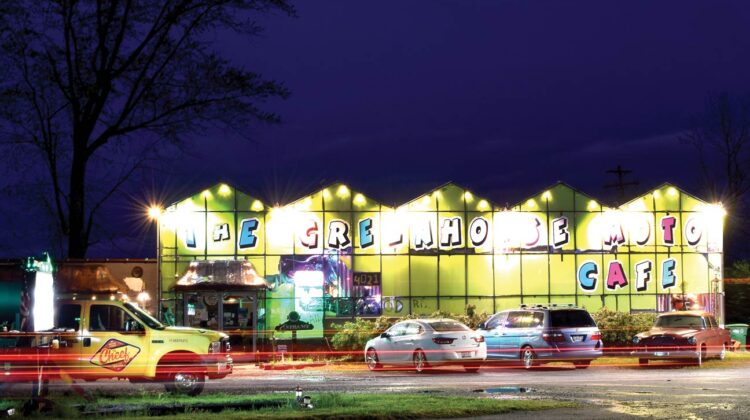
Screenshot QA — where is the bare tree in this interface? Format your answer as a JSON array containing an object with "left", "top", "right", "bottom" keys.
[
  {"left": 682, "top": 93, "right": 750, "bottom": 257},
  {"left": 682, "top": 93, "right": 750, "bottom": 210},
  {"left": 0, "top": 1, "right": 293, "bottom": 258}
]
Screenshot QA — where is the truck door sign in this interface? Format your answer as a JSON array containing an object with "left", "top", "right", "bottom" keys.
[{"left": 90, "top": 339, "right": 141, "bottom": 372}]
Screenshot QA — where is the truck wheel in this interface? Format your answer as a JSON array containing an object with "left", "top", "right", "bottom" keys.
[
  {"left": 167, "top": 370, "right": 205, "bottom": 396},
  {"left": 159, "top": 353, "right": 206, "bottom": 396}
]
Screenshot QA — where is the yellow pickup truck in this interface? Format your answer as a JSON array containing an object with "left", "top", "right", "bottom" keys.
[{"left": 51, "top": 298, "right": 232, "bottom": 395}]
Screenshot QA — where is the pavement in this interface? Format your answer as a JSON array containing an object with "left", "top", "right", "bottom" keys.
[{"left": 3, "top": 360, "right": 749, "bottom": 419}]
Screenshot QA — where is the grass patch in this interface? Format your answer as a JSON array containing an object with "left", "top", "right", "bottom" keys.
[{"left": 20, "top": 392, "right": 576, "bottom": 419}]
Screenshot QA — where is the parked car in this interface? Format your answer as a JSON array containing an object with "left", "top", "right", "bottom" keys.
[
  {"left": 476, "top": 304, "right": 603, "bottom": 369},
  {"left": 631, "top": 311, "right": 731, "bottom": 366},
  {"left": 364, "top": 319, "right": 487, "bottom": 373}
]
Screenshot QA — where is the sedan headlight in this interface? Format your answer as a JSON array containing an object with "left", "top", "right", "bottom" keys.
[
  {"left": 632, "top": 336, "right": 641, "bottom": 344},
  {"left": 209, "top": 341, "right": 221, "bottom": 353},
  {"left": 687, "top": 337, "right": 697, "bottom": 345}
]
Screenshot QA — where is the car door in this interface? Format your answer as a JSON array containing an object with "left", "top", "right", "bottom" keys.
[
  {"left": 705, "top": 315, "right": 721, "bottom": 356},
  {"left": 394, "top": 322, "right": 422, "bottom": 363},
  {"left": 84, "top": 303, "right": 150, "bottom": 377},
  {"left": 483, "top": 313, "right": 508, "bottom": 359},
  {"left": 378, "top": 323, "right": 405, "bottom": 364},
  {"left": 52, "top": 302, "right": 84, "bottom": 374},
  {"left": 497, "top": 311, "right": 528, "bottom": 357}
]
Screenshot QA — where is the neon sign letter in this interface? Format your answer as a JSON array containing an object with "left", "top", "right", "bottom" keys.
[
  {"left": 359, "top": 218, "right": 374, "bottom": 249},
  {"left": 684, "top": 216, "right": 702, "bottom": 246},
  {"left": 662, "top": 258, "right": 677, "bottom": 289},
  {"left": 634, "top": 260, "right": 652, "bottom": 292},
  {"left": 578, "top": 261, "right": 598, "bottom": 292},
  {"left": 213, "top": 223, "right": 230, "bottom": 242},
  {"left": 551, "top": 216, "right": 569, "bottom": 248},
  {"left": 299, "top": 219, "right": 319, "bottom": 249},
  {"left": 606, "top": 260, "right": 628, "bottom": 290},
  {"left": 661, "top": 216, "right": 676, "bottom": 246},
  {"left": 412, "top": 219, "right": 434, "bottom": 250},
  {"left": 238, "top": 218, "right": 259, "bottom": 249},
  {"left": 440, "top": 217, "right": 463, "bottom": 248},
  {"left": 469, "top": 217, "right": 489, "bottom": 247},
  {"left": 327, "top": 220, "right": 351, "bottom": 249}
]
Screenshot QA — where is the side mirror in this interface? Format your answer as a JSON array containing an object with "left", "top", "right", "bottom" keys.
[
  {"left": 380, "top": 332, "right": 390, "bottom": 339},
  {"left": 477, "top": 322, "right": 486, "bottom": 330}
]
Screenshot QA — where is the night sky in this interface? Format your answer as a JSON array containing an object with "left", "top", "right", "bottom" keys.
[{"left": 3, "top": 0, "right": 750, "bottom": 258}]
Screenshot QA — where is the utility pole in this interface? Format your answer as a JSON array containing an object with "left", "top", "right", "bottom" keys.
[{"left": 604, "top": 165, "right": 639, "bottom": 205}]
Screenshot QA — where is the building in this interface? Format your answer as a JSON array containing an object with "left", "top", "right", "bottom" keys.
[{"left": 157, "top": 181, "right": 725, "bottom": 350}]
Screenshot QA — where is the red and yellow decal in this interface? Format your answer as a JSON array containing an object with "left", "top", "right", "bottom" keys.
[{"left": 90, "top": 339, "right": 141, "bottom": 372}]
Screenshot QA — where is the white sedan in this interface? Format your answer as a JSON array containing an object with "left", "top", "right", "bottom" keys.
[{"left": 364, "top": 319, "right": 487, "bottom": 372}]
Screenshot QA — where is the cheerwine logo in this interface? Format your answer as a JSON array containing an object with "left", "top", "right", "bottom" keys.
[{"left": 90, "top": 339, "right": 141, "bottom": 372}]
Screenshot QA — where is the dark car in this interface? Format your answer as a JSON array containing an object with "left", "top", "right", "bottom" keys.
[
  {"left": 476, "top": 304, "right": 603, "bottom": 369},
  {"left": 632, "top": 311, "right": 731, "bottom": 366}
]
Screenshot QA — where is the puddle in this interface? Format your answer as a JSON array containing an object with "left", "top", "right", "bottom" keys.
[{"left": 474, "top": 387, "right": 533, "bottom": 394}]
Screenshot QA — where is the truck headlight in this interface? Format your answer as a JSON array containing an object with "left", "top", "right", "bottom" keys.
[
  {"left": 632, "top": 336, "right": 640, "bottom": 344},
  {"left": 209, "top": 341, "right": 221, "bottom": 353},
  {"left": 687, "top": 337, "right": 697, "bottom": 345}
]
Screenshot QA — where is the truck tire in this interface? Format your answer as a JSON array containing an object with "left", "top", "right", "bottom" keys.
[{"left": 158, "top": 353, "right": 206, "bottom": 396}]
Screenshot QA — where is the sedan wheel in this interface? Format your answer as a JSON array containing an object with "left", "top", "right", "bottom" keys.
[
  {"left": 463, "top": 363, "right": 481, "bottom": 373},
  {"left": 521, "top": 347, "right": 536, "bottom": 370},
  {"left": 366, "top": 348, "right": 381, "bottom": 371},
  {"left": 413, "top": 350, "right": 428, "bottom": 373}
]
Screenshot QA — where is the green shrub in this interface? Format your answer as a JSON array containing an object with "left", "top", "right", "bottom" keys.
[{"left": 591, "top": 307, "right": 657, "bottom": 349}]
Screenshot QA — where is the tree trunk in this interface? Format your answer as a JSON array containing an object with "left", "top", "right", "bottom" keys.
[{"left": 67, "top": 144, "right": 88, "bottom": 258}]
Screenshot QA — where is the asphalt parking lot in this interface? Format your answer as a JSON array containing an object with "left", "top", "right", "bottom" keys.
[{"left": 4, "top": 358, "right": 749, "bottom": 419}]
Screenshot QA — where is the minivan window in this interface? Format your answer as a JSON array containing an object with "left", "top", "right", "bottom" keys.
[
  {"left": 528, "top": 312, "right": 544, "bottom": 328},
  {"left": 506, "top": 311, "right": 528, "bottom": 328},
  {"left": 549, "top": 310, "right": 596, "bottom": 328},
  {"left": 485, "top": 313, "right": 508, "bottom": 329}
]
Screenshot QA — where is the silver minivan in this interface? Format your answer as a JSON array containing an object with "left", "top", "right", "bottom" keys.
[{"left": 476, "top": 304, "right": 603, "bottom": 369}]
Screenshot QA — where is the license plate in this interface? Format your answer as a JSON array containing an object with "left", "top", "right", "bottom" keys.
[
  {"left": 571, "top": 335, "right": 584, "bottom": 342},
  {"left": 460, "top": 351, "right": 473, "bottom": 358}
]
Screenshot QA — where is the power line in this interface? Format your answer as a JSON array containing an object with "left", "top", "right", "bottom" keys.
[{"left": 604, "top": 165, "right": 639, "bottom": 204}]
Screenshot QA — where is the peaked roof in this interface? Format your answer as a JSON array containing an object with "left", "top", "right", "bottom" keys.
[{"left": 167, "top": 180, "right": 713, "bottom": 213}]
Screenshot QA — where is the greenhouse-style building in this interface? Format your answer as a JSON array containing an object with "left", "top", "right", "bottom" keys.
[{"left": 156, "top": 181, "right": 726, "bottom": 352}]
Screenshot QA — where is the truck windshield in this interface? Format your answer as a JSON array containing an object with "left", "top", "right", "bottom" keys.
[{"left": 125, "top": 303, "right": 165, "bottom": 330}]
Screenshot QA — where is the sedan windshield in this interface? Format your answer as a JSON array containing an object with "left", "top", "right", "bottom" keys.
[
  {"left": 656, "top": 315, "right": 704, "bottom": 329},
  {"left": 429, "top": 321, "right": 471, "bottom": 332},
  {"left": 125, "top": 302, "right": 165, "bottom": 330}
]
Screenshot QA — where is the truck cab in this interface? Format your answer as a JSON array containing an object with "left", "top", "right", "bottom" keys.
[{"left": 53, "top": 298, "right": 232, "bottom": 395}]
